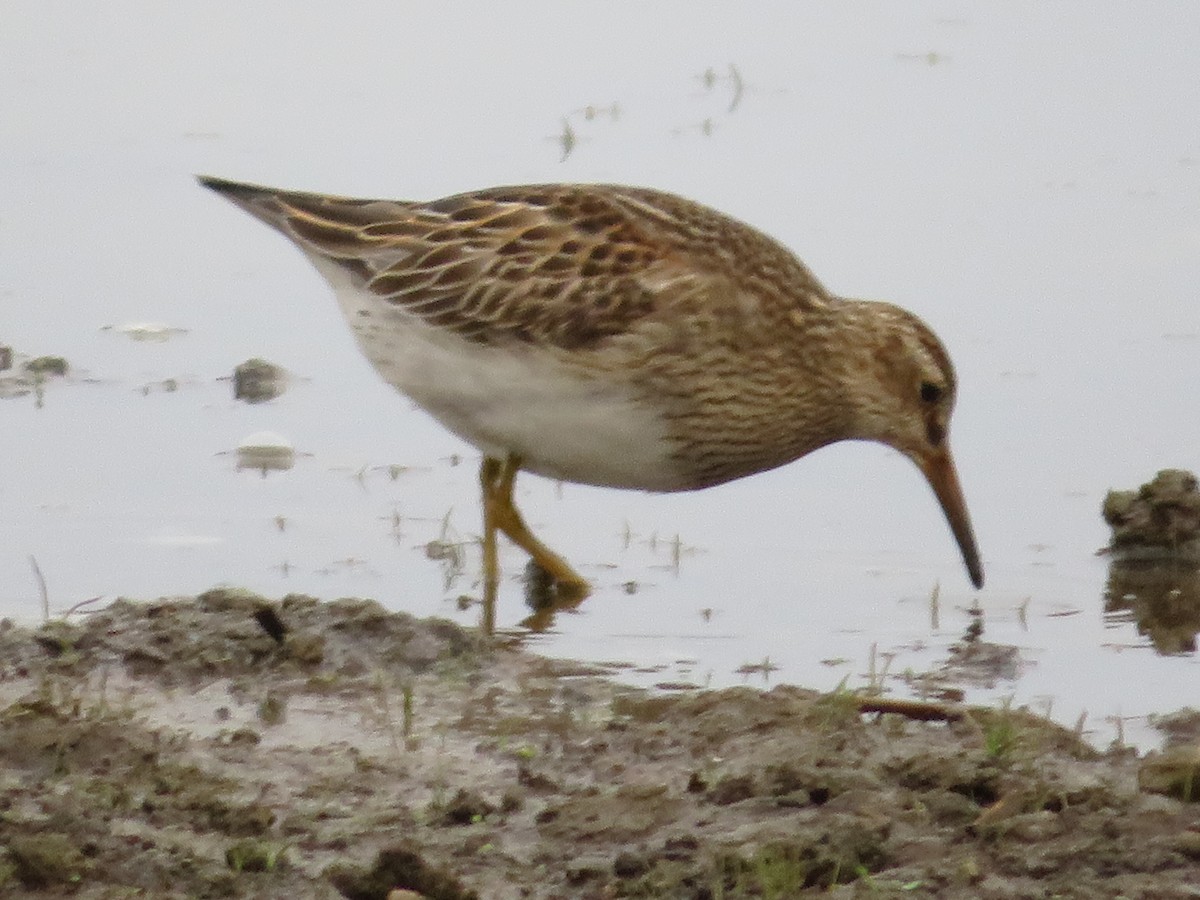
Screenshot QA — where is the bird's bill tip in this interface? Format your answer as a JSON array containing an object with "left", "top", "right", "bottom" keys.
[{"left": 916, "top": 446, "right": 984, "bottom": 589}]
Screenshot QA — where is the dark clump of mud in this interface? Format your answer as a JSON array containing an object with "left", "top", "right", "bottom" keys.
[
  {"left": 328, "top": 843, "right": 480, "bottom": 900},
  {"left": 232, "top": 357, "right": 289, "bottom": 403},
  {"left": 1103, "top": 469, "right": 1200, "bottom": 561},
  {"left": 0, "top": 589, "right": 1198, "bottom": 898},
  {"left": 1103, "top": 469, "right": 1200, "bottom": 654},
  {"left": 22, "top": 355, "right": 70, "bottom": 377}
]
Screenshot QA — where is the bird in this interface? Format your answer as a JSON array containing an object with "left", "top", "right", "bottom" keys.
[{"left": 198, "top": 176, "right": 984, "bottom": 619}]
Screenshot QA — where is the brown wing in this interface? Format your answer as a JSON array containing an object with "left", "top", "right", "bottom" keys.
[{"left": 199, "top": 178, "right": 830, "bottom": 351}]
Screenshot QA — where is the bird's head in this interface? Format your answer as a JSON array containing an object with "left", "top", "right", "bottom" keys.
[{"left": 835, "top": 300, "right": 984, "bottom": 589}]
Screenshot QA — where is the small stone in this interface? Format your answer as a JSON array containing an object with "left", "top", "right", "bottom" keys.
[{"left": 233, "top": 357, "right": 287, "bottom": 403}]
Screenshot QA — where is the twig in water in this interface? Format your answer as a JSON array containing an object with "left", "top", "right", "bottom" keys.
[
  {"left": 63, "top": 596, "right": 104, "bottom": 619},
  {"left": 29, "top": 555, "right": 48, "bottom": 622}
]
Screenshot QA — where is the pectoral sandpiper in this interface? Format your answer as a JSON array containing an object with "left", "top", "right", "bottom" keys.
[{"left": 199, "top": 176, "right": 984, "bottom": 618}]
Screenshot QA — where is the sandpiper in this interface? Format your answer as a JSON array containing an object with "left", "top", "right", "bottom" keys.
[{"left": 199, "top": 176, "right": 984, "bottom": 612}]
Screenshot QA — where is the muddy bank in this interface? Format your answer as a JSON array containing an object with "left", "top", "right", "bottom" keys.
[
  {"left": 0, "top": 589, "right": 1197, "bottom": 899},
  {"left": 1103, "top": 469, "right": 1200, "bottom": 653}
]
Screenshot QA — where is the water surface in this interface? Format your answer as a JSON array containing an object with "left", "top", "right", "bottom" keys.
[{"left": 3, "top": 2, "right": 1198, "bottom": 748}]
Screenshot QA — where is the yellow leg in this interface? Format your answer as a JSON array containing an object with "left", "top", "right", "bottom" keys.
[{"left": 480, "top": 454, "right": 591, "bottom": 604}]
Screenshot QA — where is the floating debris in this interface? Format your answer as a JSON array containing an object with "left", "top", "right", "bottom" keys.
[
  {"left": 943, "top": 639, "right": 1021, "bottom": 687},
  {"left": 101, "top": 322, "right": 189, "bottom": 342},
  {"left": 554, "top": 117, "right": 578, "bottom": 162},
  {"left": 572, "top": 102, "right": 620, "bottom": 122},
  {"left": 424, "top": 510, "right": 468, "bottom": 595},
  {"left": 140, "top": 377, "right": 181, "bottom": 396},
  {"left": 232, "top": 357, "right": 288, "bottom": 403},
  {"left": 727, "top": 63, "right": 745, "bottom": 112},
  {"left": 671, "top": 118, "right": 717, "bottom": 138},
  {"left": 694, "top": 66, "right": 719, "bottom": 91},
  {"left": 692, "top": 63, "right": 748, "bottom": 111},
  {"left": 896, "top": 51, "right": 951, "bottom": 66},
  {"left": 735, "top": 656, "right": 779, "bottom": 678},
  {"left": 1, "top": 353, "right": 71, "bottom": 403},
  {"left": 235, "top": 431, "right": 296, "bottom": 475},
  {"left": 24, "top": 355, "right": 69, "bottom": 377}
]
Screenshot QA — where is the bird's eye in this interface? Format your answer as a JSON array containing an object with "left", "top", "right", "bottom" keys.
[{"left": 919, "top": 382, "right": 943, "bottom": 404}]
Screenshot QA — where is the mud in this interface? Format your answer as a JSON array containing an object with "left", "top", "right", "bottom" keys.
[
  {"left": 0, "top": 589, "right": 1197, "bottom": 899},
  {"left": 231, "top": 358, "right": 289, "bottom": 404},
  {"left": 1103, "top": 469, "right": 1200, "bottom": 561},
  {"left": 1103, "top": 469, "right": 1200, "bottom": 654},
  {"left": 0, "top": 350, "right": 70, "bottom": 402}
]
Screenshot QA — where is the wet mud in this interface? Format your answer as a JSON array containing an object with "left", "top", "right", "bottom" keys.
[
  {"left": 1103, "top": 469, "right": 1200, "bottom": 562},
  {"left": 0, "top": 589, "right": 1197, "bottom": 898},
  {"left": 1103, "top": 469, "right": 1200, "bottom": 654}
]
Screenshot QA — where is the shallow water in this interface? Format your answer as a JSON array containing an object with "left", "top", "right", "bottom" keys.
[{"left": 3, "top": 2, "right": 1198, "bottom": 749}]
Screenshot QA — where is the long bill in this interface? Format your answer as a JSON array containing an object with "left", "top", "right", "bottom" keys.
[{"left": 916, "top": 446, "right": 984, "bottom": 589}]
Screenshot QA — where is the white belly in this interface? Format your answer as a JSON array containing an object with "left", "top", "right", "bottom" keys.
[{"left": 319, "top": 263, "right": 683, "bottom": 491}]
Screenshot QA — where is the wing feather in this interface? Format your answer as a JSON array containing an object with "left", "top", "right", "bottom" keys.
[{"left": 198, "top": 177, "right": 830, "bottom": 352}]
